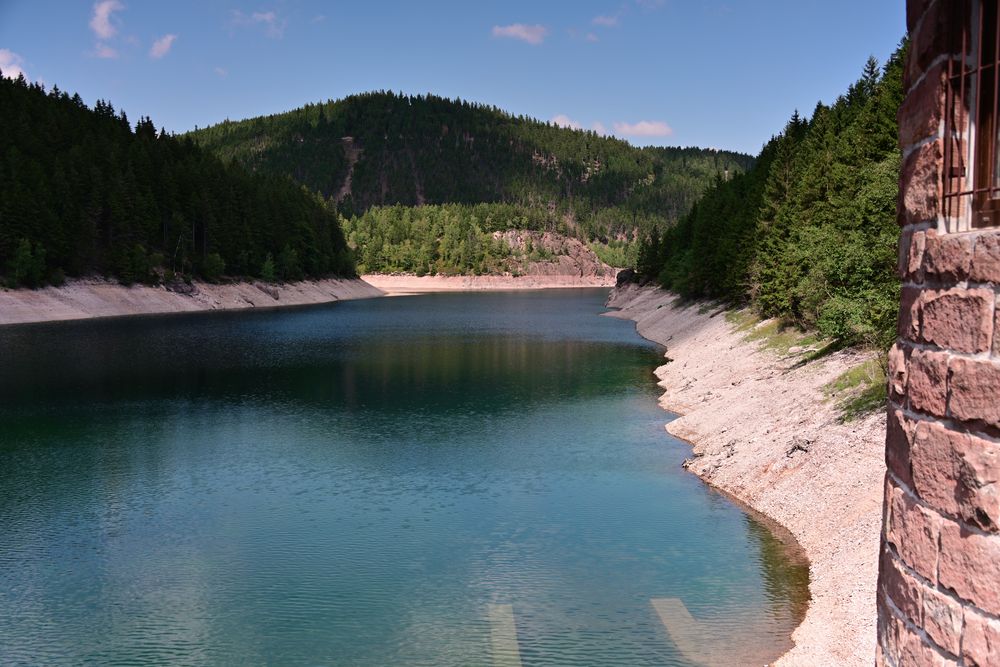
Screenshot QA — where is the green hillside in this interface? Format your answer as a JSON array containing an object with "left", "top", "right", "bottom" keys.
[
  {"left": 0, "top": 73, "right": 354, "bottom": 287},
  {"left": 637, "top": 47, "right": 905, "bottom": 349},
  {"left": 188, "top": 92, "right": 752, "bottom": 248}
]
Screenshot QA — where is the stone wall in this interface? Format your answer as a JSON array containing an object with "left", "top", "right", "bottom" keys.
[{"left": 878, "top": 1, "right": 1000, "bottom": 665}]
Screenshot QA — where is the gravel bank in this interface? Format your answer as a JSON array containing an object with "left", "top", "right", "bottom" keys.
[
  {"left": 0, "top": 277, "right": 383, "bottom": 326},
  {"left": 362, "top": 273, "right": 616, "bottom": 295},
  {"left": 607, "top": 283, "right": 885, "bottom": 667}
]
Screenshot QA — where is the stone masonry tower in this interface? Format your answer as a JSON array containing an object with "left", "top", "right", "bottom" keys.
[{"left": 878, "top": 1, "right": 1000, "bottom": 664}]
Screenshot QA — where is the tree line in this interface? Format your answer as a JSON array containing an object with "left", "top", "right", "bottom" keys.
[
  {"left": 0, "top": 72, "right": 354, "bottom": 288},
  {"left": 636, "top": 46, "right": 905, "bottom": 349},
  {"left": 188, "top": 91, "right": 752, "bottom": 248}
]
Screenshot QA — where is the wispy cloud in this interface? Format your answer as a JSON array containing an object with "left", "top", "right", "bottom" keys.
[
  {"left": 93, "top": 42, "right": 118, "bottom": 59},
  {"left": 586, "top": 32, "right": 599, "bottom": 42},
  {"left": 0, "top": 49, "right": 28, "bottom": 80},
  {"left": 491, "top": 23, "right": 548, "bottom": 45},
  {"left": 90, "top": 1, "right": 124, "bottom": 39},
  {"left": 635, "top": 0, "right": 666, "bottom": 9},
  {"left": 552, "top": 114, "right": 582, "bottom": 130},
  {"left": 231, "top": 9, "right": 287, "bottom": 38},
  {"left": 591, "top": 121, "right": 609, "bottom": 136},
  {"left": 214, "top": 66, "right": 228, "bottom": 77},
  {"left": 613, "top": 120, "right": 673, "bottom": 137},
  {"left": 149, "top": 34, "right": 176, "bottom": 59},
  {"left": 311, "top": 14, "right": 326, "bottom": 24},
  {"left": 592, "top": 15, "right": 619, "bottom": 27}
]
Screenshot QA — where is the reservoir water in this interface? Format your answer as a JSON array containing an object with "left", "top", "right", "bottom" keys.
[{"left": 0, "top": 289, "right": 807, "bottom": 666}]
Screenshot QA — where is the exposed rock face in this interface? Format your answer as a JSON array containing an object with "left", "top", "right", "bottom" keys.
[{"left": 493, "top": 230, "right": 617, "bottom": 280}]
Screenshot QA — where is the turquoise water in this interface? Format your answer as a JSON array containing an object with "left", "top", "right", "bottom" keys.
[{"left": 0, "top": 289, "right": 806, "bottom": 666}]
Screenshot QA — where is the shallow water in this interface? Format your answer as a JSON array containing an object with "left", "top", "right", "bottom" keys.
[{"left": 0, "top": 289, "right": 807, "bottom": 666}]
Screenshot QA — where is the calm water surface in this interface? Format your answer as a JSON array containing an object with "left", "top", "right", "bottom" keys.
[{"left": 0, "top": 289, "right": 807, "bottom": 666}]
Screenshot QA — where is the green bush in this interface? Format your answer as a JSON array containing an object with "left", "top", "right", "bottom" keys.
[
  {"left": 260, "top": 253, "right": 276, "bottom": 282},
  {"left": 5, "top": 238, "right": 46, "bottom": 288},
  {"left": 202, "top": 252, "right": 226, "bottom": 282}
]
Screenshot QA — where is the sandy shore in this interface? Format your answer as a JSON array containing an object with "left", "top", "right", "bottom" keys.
[
  {"left": 361, "top": 273, "right": 616, "bottom": 295},
  {"left": 606, "top": 284, "right": 884, "bottom": 667},
  {"left": 0, "top": 273, "right": 615, "bottom": 326},
  {"left": 0, "top": 277, "right": 384, "bottom": 326}
]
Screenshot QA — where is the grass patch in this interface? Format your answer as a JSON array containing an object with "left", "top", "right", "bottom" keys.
[
  {"left": 744, "top": 319, "right": 820, "bottom": 355},
  {"left": 725, "top": 309, "right": 760, "bottom": 332},
  {"left": 824, "top": 359, "right": 887, "bottom": 421}
]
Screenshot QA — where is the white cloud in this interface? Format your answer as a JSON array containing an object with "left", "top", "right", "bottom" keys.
[
  {"left": 214, "top": 66, "right": 228, "bottom": 77},
  {"left": 592, "top": 15, "right": 619, "bottom": 27},
  {"left": 93, "top": 42, "right": 118, "bottom": 59},
  {"left": 591, "top": 121, "right": 608, "bottom": 136},
  {"left": 552, "top": 114, "right": 582, "bottom": 130},
  {"left": 231, "top": 9, "right": 286, "bottom": 38},
  {"left": 586, "top": 32, "right": 599, "bottom": 42},
  {"left": 0, "top": 49, "right": 27, "bottom": 80},
  {"left": 491, "top": 23, "right": 548, "bottom": 45},
  {"left": 149, "top": 33, "right": 176, "bottom": 59},
  {"left": 613, "top": 120, "right": 674, "bottom": 137},
  {"left": 90, "top": 1, "right": 124, "bottom": 39}
]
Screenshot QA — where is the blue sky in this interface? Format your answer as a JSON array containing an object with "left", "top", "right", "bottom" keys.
[{"left": 0, "top": 1, "right": 904, "bottom": 155}]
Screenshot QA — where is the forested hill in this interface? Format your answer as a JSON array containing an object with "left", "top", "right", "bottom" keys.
[
  {"left": 0, "top": 73, "right": 353, "bottom": 288},
  {"left": 636, "top": 48, "right": 905, "bottom": 349},
  {"left": 187, "top": 92, "right": 752, "bottom": 238}
]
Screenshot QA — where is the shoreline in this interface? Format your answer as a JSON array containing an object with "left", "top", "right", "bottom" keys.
[
  {"left": 0, "top": 277, "right": 384, "bottom": 327},
  {"left": 0, "top": 273, "right": 618, "bottom": 327},
  {"left": 606, "top": 283, "right": 884, "bottom": 666},
  {"left": 361, "top": 273, "right": 616, "bottom": 296}
]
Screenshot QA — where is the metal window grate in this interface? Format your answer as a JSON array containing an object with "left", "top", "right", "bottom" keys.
[{"left": 943, "top": 0, "right": 1000, "bottom": 228}]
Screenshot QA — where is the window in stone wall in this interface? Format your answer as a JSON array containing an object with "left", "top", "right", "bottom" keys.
[{"left": 945, "top": 0, "right": 1000, "bottom": 229}]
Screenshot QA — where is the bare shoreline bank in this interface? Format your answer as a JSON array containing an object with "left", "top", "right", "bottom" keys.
[
  {"left": 0, "top": 273, "right": 618, "bottom": 327},
  {"left": 0, "top": 277, "right": 385, "bottom": 327},
  {"left": 606, "top": 283, "right": 884, "bottom": 667},
  {"left": 361, "top": 273, "right": 617, "bottom": 296}
]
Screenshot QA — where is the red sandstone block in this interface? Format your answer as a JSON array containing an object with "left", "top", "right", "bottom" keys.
[
  {"left": 995, "top": 297, "right": 1000, "bottom": 357},
  {"left": 954, "top": 428, "right": 1000, "bottom": 526},
  {"left": 915, "top": 417, "right": 1000, "bottom": 531},
  {"left": 939, "top": 519, "right": 1000, "bottom": 615},
  {"left": 906, "top": 0, "right": 938, "bottom": 35},
  {"left": 899, "top": 227, "right": 914, "bottom": 280},
  {"left": 922, "top": 584, "right": 964, "bottom": 656},
  {"left": 886, "top": 407, "right": 916, "bottom": 487},
  {"left": 923, "top": 230, "right": 973, "bottom": 282},
  {"left": 971, "top": 233, "right": 1000, "bottom": 284},
  {"left": 908, "top": 230, "right": 927, "bottom": 282},
  {"left": 912, "top": 420, "right": 964, "bottom": 515},
  {"left": 888, "top": 344, "right": 910, "bottom": 401},
  {"left": 899, "top": 63, "right": 946, "bottom": 148},
  {"left": 888, "top": 480, "right": 942, "bottom": 582},
  {"left": 920, "top": 288, "right": 994, "bottom": 353},
  {"left": 905, "top": 1, "right": 963, "bottom": 91},
  {"left": 899, "top": 286, "right": 923, "bottom": 342},
  {"left": 880, "top": 546, "right": 924, "bottom": 624},
  {"left": 908, "top": 349, "right": 950, "bottom": 416},
  {"left": 894, "top": 613, "right": 953, "bottom": 666},
  {"left": 949, "top": 357, "right": 1000, "bottom": 430},
  {"left": 899, "top": 140, "right": 943, "bottom": 226},
  {"left": 963, "top": 607, "right": 1000, "bottom": 667}
]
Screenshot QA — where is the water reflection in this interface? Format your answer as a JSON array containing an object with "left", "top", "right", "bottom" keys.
[{"left": 0, "top": 290, "right": 807, "bottom": 666}]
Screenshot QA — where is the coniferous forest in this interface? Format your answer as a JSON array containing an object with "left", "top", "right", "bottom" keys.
[
  {"left": 188, "top": 92, "right": 752, "bottom": 263},
  {"left": 0, "top": 73, "right": 354, "bottom": 287},
  {"left": 636, "top": 47, "right": 905, "bottom": 349},
  {"left": 2, "top": 48, "right": 906, "bottom": 351}
]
